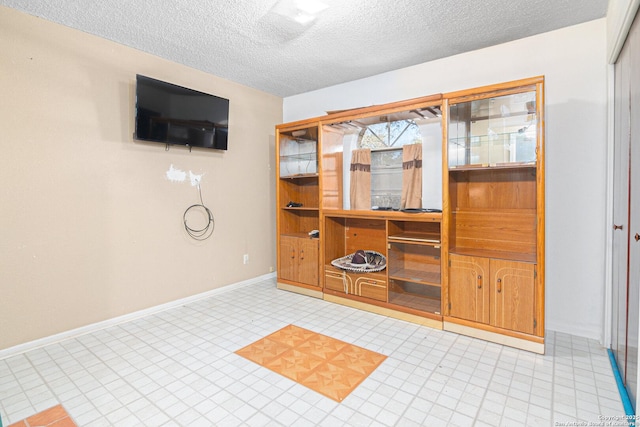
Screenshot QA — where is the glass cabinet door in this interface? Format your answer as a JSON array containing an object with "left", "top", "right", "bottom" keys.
[
  {"left": 279, "top": 129, "right": 318, "bottom": 178},
  {"left": 448, "top": 90, "right": 537, "bottom": 169}
]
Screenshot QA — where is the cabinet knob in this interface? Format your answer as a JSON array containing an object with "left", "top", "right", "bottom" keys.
[
  {"left": 300, "top": 249, "right": 304, "bottom": 260},
  {"left": 291, "top": 249, "right": 295, "bottom": 259},
  {"left": 636, "top": 233, "right": 640, "bottom": 242},
  {"left": 477, "top": 275, "right": 482, "bottom": 289},
  {"left": 614, "top": 224, "right": 624, "bottom": 230},
  {"left": 497, "top": 278, "right": 502, "bottom": 293}
]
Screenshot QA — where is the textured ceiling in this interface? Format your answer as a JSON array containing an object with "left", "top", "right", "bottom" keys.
[{"left": 1, "top": 0, "right": 608, "bottom": 97}]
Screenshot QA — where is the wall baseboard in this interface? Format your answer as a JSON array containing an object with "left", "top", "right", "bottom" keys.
[
  {"left": 544, "top": 320, "right": 602, "bottom": 343},
  {"left": 0, "top": 273, "right": 276, "bottom": 360}
]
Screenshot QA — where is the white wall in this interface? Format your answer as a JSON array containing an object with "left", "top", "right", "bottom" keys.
[{"left": 284, "top": 20, "right": 608, "bottom": 340}]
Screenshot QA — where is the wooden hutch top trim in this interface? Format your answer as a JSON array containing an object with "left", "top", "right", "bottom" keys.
[
  {"left": 444, "top": 75, "right": 544, "bottom": 101},
  {"left": 277, "top": 76, "right": 544, "bottom": 133},
  {"left": 276, "top": 93, "right": 443, "bottom": 131}
]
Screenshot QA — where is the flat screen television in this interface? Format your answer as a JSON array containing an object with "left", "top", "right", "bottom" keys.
[{"left": 135, "top": 75, "right": 229, "bottom": 150}]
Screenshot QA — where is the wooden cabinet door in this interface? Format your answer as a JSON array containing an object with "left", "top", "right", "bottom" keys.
[
  {"left": 279, "top": 236, "right": 319, "bottom": 287},
  {"left": 490, "top": 259, "right": 536, "bottom": 334},
  {"left": 448, "top": 254, "right": 490, "bottom": 323},
  {"left": 297, "top": 238, "right": 319, "bottom": 287},
  {"left": 279, "top": 236, "right": 299, "bottom": 282}
]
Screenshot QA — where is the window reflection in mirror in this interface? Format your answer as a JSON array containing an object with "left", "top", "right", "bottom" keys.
[{"left": 326, "top": 106, "right": 442, "bottom": 211}]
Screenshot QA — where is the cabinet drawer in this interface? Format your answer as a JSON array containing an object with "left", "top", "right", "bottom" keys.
[
  {"left": 325, "top": 269, "right": 347, "bottom": 292},
  {"left": 355, "top": 276, "right": 387, "bottom": 302},
  {"left": 324, "top": 267, "right": 387, "bottom": 302}
]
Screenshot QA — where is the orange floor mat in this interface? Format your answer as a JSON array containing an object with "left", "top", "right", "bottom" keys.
[
  {"left": 7, "top": 404, "right": 76, "bottom": 427},
  {"left": 235, "top": 324, "right": 387, "bottom": 402}
]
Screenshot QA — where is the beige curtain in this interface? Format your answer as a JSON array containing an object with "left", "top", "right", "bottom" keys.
[
  {"left": 350, "top": 149, "right": 371, "bottom": 210},
  {"left": 401, "top": 143, "right": 422, "bottom": 209}
]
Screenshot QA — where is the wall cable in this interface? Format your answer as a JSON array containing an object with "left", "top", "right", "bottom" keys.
[{"left": 183, "top": 182, "right": 215, "bottom": 240}]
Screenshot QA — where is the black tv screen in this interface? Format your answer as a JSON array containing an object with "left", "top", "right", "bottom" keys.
[{"left": 135, "top": 75, "right": 229, "bottom": 150}]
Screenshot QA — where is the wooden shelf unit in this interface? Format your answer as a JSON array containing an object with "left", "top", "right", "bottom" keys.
[
  {"left": 276, "top": 124, "right": 321, "bottom": 295},
  {"left": 322, "top": 211, "right": 444, "bottom": 319},
  {"left": 275, "top": 76, "right": 545, "bottom": 352},
  {"left": 443, "top": 76, "right": 545, "bottom": 353}
]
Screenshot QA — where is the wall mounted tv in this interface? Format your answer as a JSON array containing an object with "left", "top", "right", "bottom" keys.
[{"left": 135, "top": 74, "right": 229, "bottom": 150}]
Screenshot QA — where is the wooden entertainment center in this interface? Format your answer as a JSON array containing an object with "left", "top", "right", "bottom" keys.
[{"left": 276, "top": 77, "right": 545, "bottom": 353}]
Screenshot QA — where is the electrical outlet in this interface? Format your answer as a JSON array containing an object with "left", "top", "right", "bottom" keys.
[{"left": 243, "top": 254, "right": 249, "bottom": 264}]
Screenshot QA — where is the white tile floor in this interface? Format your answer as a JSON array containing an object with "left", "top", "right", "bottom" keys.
[{"left": 0, "top": 277, "right": 626, "bottom": 426}]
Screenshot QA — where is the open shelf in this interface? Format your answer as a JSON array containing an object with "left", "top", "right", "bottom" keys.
[
  {"left": 282, "top": 206, "right": 319, "bottom": 211},
  {"left": 388, "top": 220, "right": 440, "bottom": 242},
  {"left": 280, "top": 172, "right": 319, "bottom": 179},
  {"left": 449, "top": 162, "right": 536, "bottom": 171},
  {"left": 280, "top": 152, "right": 317, "bottom": 161},
  {"left": 388, "top": 278, "right": 442, "bottom": 315},
  {"left": 279, "top": 174, "right": 319, "bottom": 215},
  {"left": 282, "top": 232, "right": 319, "bottom": 239},
  {"left": 388, "top": 268, "right": 441, "bottom": 286},
  {"left": 388, "top": 293, "right": 441, "bottom": 314},
  {"left": 388, "top": 232, "right": 440, "bottom": 245},
  {"left": 388, "top": 242, "right": 440, "bottom": 281},
  {"left": 458, "top": 109, "right": 532, "bottom": 122}
]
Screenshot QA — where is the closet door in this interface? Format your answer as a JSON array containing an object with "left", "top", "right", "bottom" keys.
[
  {"left": 612, "top": 34, "right": 631, "bottom": 393},
  {"left": 627, "top": 13, "right": 640, "bottom": 408},
  {"left": 612, "top": 10, "right": 640, "bottom": 411}
]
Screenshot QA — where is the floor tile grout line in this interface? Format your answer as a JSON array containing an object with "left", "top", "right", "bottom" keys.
[
  {"left": 465, "top": 334, "right": 505, "bottom": 426},
  {"left": 552, "top": 330, "right": 559, "bottom": 421},
  {"left": 476, "top": 341, "right": 500, "bottom": 419}
]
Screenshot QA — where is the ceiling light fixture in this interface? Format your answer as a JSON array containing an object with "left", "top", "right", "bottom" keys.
[{"left": 272, "top": 0, "right": 329, "bottom": 26}]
